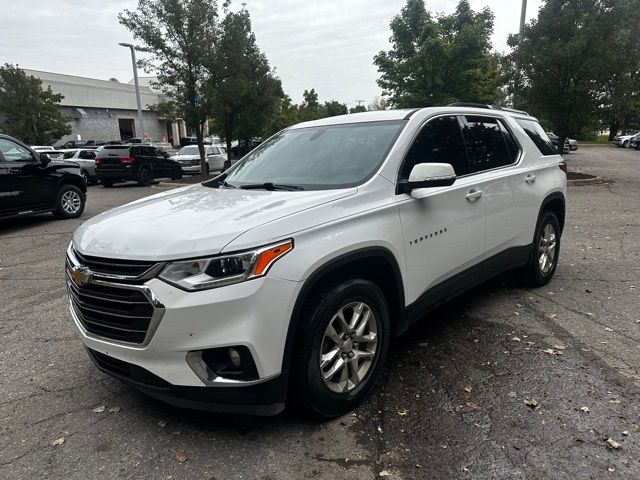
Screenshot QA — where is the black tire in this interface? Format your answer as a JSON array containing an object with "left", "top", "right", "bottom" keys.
[
  {"left": 171, "top": 165, "right": 183, "bottom": 180},
  {"left": 623, "top": 140, "right": 629, "bottom": 148},
  {"left": 53, "top": 184, "right": 85, "bottom": 219},
  {"left": 101, "top": 180, "right": 114, "bottom": 188},
  {"left": 290, "top": 279, "right": 390, "bottom": 419},
  {"left": 205, "top": 163, "right": 210, "bottom": 175},
  {"left": 138, "top": 167, "right": 152, "bottom": 186},
  {"left": 522, "top": 211, "right": 561, "bottom": 286}
]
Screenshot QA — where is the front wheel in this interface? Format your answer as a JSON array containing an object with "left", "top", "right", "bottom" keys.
[
  {"left": 171, "top": 165, "right": 183, "bottom": 180},
  {"left": 290, "top": 279, "right": 390, "bottom": 419},
  {"left": 623, "top": 140, "right": 629, "bottom": 148},
  {"left": 522, "top": 211, "right": 560, "bottom": 286},
  {"left": 53, "top": 184, "right": 85, "bottom": 219}
]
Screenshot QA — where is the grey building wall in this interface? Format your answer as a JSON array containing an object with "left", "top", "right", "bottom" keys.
[{"left": 58, "top": 107, "right": 167, "bottom": 144}]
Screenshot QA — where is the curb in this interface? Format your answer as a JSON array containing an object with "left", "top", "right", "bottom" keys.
[
  {"left": 567, "top": 176, "right": 604, "bottom": 186},
  {"left": 154, "top": 182, "right": 186, "bottom": 189}
]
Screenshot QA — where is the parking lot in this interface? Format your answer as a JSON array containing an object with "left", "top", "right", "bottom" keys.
[{"left": 1, "top": 146, "right": 638, "bottom": 479}]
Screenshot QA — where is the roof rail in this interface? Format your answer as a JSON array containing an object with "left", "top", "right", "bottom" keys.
[{"left": 446, "top": 102, "right": 530, "bottom": 116}]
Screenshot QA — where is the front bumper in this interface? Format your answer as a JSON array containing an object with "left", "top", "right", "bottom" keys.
[
  {"left": 180, "top": 164, "right": 201, "bottom": 173},
  {"left": 68, "top": 262, "right": 301, "bottom": 414}
]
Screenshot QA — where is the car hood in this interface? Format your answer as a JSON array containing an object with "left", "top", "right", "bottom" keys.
[{"left": 73, "top": 184, "right": 356, "bottom": 261}]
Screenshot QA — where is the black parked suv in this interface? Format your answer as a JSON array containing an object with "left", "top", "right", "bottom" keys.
[
  {"left": 0, "top": 134, "right": 87, "bottom": 219},
  {"left": 95, "top": 145, "right": 183, "bottom": 187}
]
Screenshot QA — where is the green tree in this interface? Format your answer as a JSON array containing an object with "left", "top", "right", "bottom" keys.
[
  {"left": 299, "top": 89, "right": 325, "bottom": 121},
  {"left": 324, "top": 100, "right": 348, "bottom": 117},
  {"left": 368, "top": 96, "right": 389, "bottom": 111},
  {"left": 0, "top": 64, "right": 70, "bottom": 144},
  {"left": 119, "top": 0, "right": 219, "bottom": 172},
  {"left": 507, "top": 0, "right": 622, "bottom": 151},
  {"left": 374, "top": 0, "right": 501, "bottom": 108},
  {"left": 208, "top": 6, "right": 283, "bottom": 155},
  {"left": 349, "top": 105, "right": 367, "bottom": 113},
  {"left": 264, "top": 95, "right": 300, "bottom": 136}
]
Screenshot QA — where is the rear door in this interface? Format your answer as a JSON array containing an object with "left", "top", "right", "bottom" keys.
[
  {"left": 0, "top": 160, "right": 12, "bottom": 216},
  {"left": 396, "top": 115, "right": 486, "bottom": 308},
  {"left": 459, "top": 114, "right": 537, "bottom": 266}
]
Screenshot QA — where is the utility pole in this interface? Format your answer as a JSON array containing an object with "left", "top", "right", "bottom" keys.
[
  {"left": 513, "top": 0, "right": 527, "bottom": 108},
  {"left": 355, "top": 100, "right": 364, "bottom": 106},
  {"left": 119, "top": 43, "right": 145, "bottom": 141}
]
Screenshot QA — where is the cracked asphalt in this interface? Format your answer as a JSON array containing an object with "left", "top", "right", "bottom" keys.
[{"left": 1, "top": 147, "right": 638, "bottom": 479}]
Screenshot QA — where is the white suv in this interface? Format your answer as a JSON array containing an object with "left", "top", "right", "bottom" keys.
[{"left": 66, "top": 105, "right": 567, "bottom": 418}]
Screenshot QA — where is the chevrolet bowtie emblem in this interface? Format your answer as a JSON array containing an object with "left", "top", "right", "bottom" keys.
[{"left": 70, "top": 266, "right": 92, "bottom": 286}]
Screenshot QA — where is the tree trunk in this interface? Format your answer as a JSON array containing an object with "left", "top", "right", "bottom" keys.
[
  {"left": 557, "top": 134, "right": 567, "bottom": 155},
  {"left": 608, "top": 124, "right": 619, "bottom": 141}
]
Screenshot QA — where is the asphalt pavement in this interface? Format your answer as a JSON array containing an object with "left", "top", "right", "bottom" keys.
[{"left": 1, "top": 147, "right": 638, "bottom": 479}]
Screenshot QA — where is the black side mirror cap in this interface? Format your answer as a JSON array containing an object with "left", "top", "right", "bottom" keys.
[{"left": 40, "top": 153, "right": 51, "bottom": 165}]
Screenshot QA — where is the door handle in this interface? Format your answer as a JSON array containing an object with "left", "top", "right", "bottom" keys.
[
  {"left": 525, "top": 174, "right": 536, "bottom": 184},
  {"left": 465, "top": 189, "right": 483, "bottom": 202}
]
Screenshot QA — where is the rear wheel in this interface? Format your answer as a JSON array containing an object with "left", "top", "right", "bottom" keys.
[
  {"left": 138, "top": 167, "right": 152, "bottom": 186},
  {"left": 171, "top": 165, "right": 183, "bottom": 180},
  {"left": 101, "top": 180, "right": 114, "bottom": 188},
  {"left": 290, "top": 279, "right": 390, "bottom": 419},
  {"left": 522, "top": 211, "right": 560, "bottom": 286},
  {"left": 53, "top": 184, "right": 85, "bottom": 219}
]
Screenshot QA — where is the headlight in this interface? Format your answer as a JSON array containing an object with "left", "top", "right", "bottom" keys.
[{"left": 158, "top": 240, "right": 293, "bottom": 291}]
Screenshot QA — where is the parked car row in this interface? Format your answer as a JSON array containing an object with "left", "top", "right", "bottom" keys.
[{"left": 171, "top": 145, "right": 230, "bottom": 174}]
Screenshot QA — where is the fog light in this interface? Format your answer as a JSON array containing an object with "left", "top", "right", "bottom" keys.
[{"left": 228, "top": 348, "right": 242, "bottom": 368}]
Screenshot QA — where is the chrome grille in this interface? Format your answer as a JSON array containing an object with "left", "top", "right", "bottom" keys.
[
  {"left": 72, "top": 248, "right": 157, "bottom": 278},
  {"left": 66, "top": 247, "right": 164, "bottom": 345}
]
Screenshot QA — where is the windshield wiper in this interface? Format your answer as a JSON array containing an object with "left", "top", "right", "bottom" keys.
[{"left": 240, "top": 182, "right": 304, "bottom": 191}]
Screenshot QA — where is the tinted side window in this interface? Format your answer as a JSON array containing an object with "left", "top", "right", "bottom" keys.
[
  {"left": 399, "top": 116, "right": 470, "bottom": 181},
  {"left": 516, "top": 119, "right": 557, "bottom": 155},
  {"left": 0, "top": 139, "right": 34, "bottom": 162},
  {"left": 500, "top": 122, "right": 521, "bottom": 163},
  {"left": 461, "top": 116, "right": 514, "bottom": 172},
  {"left": 79, "top": 150, "right": 96, "bottom": 159}
]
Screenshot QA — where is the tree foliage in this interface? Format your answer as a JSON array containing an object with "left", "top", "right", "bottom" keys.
[
  {"left": 208, "top": 6, "right": 283, "bottom": 153},
  {"left": 324, "top": 100, "right": 348, "bottom": 117},
  {"left": 119, "top": 0, "right": 219, "bottom": 170},
  {"left": 374, "top": 0, "right": 501, "bottom": 108},
  {"left": 0, "top": 64, "right": 70, "bottom": 145}
]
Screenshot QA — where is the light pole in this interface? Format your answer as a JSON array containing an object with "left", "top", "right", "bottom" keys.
[
  {"left": 119, "top": 42, "right": 144, "bottom": 140},
  {"left": 513, "top": 0, "right": 528, "bottom": 108}
]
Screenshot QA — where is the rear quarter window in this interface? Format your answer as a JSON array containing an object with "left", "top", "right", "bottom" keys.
[{"left": 516, "top": 119, "right": 557, "bottom": 155}]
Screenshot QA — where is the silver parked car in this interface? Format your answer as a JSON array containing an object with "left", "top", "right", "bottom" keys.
[
  {"left": 60, "top": 148, "right": 99, "bottom": 184},
  {"left": 171, "top": 145, "right": 228, "bottom": 175}
]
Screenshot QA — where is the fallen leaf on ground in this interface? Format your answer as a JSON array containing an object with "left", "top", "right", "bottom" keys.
[
  {"left": 515, "top": 303, "right": 523, "bottom": 308},
  {"left": 547, "top": 314, "right": 557, "bottom": 320},
  {"left": 580, "top": 406, "right": 590, "bottom": 413},
  {"left": 609, "top": 399, "right": 620, "bottom": 405},
  {"left": 440, "top": 444, "right": 448, "bottom": 449},
  {"left": 463, "top": 385, "right": 472, "bottom": 393},
  {"left": 552, "top": 342, "right": 566, "bottom": 350},
  {"left": 109, "top": 406, "right": 121, "bottom": 413},
  {"left": 541, "top": 348, "right": 563, "bottom": 356},
  {"left": 158, "top": 420, "right": 168, "bottom": 427},
  {"left": 379, "top": 471, "right": 390, "bottom": 477},
  {"left": 622, "top": 431, "right": 629, "bottom": 436},
  {"left": 606, "top": 438, "right": 621, "bottom": 450},
  {"left": 633, "top": 422, "right": 640, "bottom": 430},
  {"left": 466, "top": 401, "right": 480, "bottom": 410},
  {"left": 377, "top": 426, "right": 383, "bottom": 434},
  {"left": 176, "top": 449, "right": 188, "bottom": 463},
  {"left": 512, "top": 337, "right": 521, "bottom": 342},
  {"left": 604, "top": 327, "right": 614, "bottom": 332},
  {"left": 524, "top": 398, "right": 540, "bottom": 410},
  {"left": 92, "top": 405, "right": 105, "bottom": 413},
  {"left": 51, "top": 437, "right": 65, "bottom": 446},
  {"left": 397, "top": 409, "right": 408, "bottom": 417}
]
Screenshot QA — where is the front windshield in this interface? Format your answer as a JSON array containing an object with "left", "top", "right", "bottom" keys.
[
  {"left": 220, "top": 120, "right": 405, "bottom": 190},
  {"left": 178, "top": 146, "right": 199, "bottom": 156}
]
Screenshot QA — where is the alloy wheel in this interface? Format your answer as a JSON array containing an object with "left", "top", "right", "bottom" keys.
[
  {"left": 319, "top": 301, "right": 378, "bottom": 393},
  {"left": 61, "top": 190, "right": 82, "bottom": 214},
  {"left": 538, "top": 223, "right": 557, "bottom": 274}
]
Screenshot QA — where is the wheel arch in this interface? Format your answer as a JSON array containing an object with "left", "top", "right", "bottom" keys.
[
  {"left": 538, "top": 191, "right": 565, "bottom": 237},
  {"left": 57, "top": 174, "right": 87, "bottom": 194},
  {"left": 281, "top": 247, "right": 405, "bottom": 373}
]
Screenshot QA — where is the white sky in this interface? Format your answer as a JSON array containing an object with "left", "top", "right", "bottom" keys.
[{"left": 0, "top": 0, "right": 542, "bottom": 109}]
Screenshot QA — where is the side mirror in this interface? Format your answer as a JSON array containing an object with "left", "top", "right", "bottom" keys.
[
  {"left": 40, "top": 153, "right": 51, "bottom": 166},
  {"left": 400, "top": 163, "right": 456, "bottom": 196}
]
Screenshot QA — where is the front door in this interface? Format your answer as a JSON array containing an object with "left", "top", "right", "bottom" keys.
[
  {"left": 0, "top": 138, "right": 54, "bottom": 211},
  {"left": 396, "top": 115, "right": 486, "bottom": 309}
]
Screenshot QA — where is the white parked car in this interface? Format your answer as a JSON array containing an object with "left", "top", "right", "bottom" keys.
[
  {"left": 60, "top": 148, "right": 99, "bottom": 184},
  {"left": 613, "top": 132, "right": 638, "bottom": 147},
  {"left": 66, "top": 105, "right": 567, "bottom": 418},
  {"left": 171, "top": 145, "right": 228, "bottom": 174}
]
